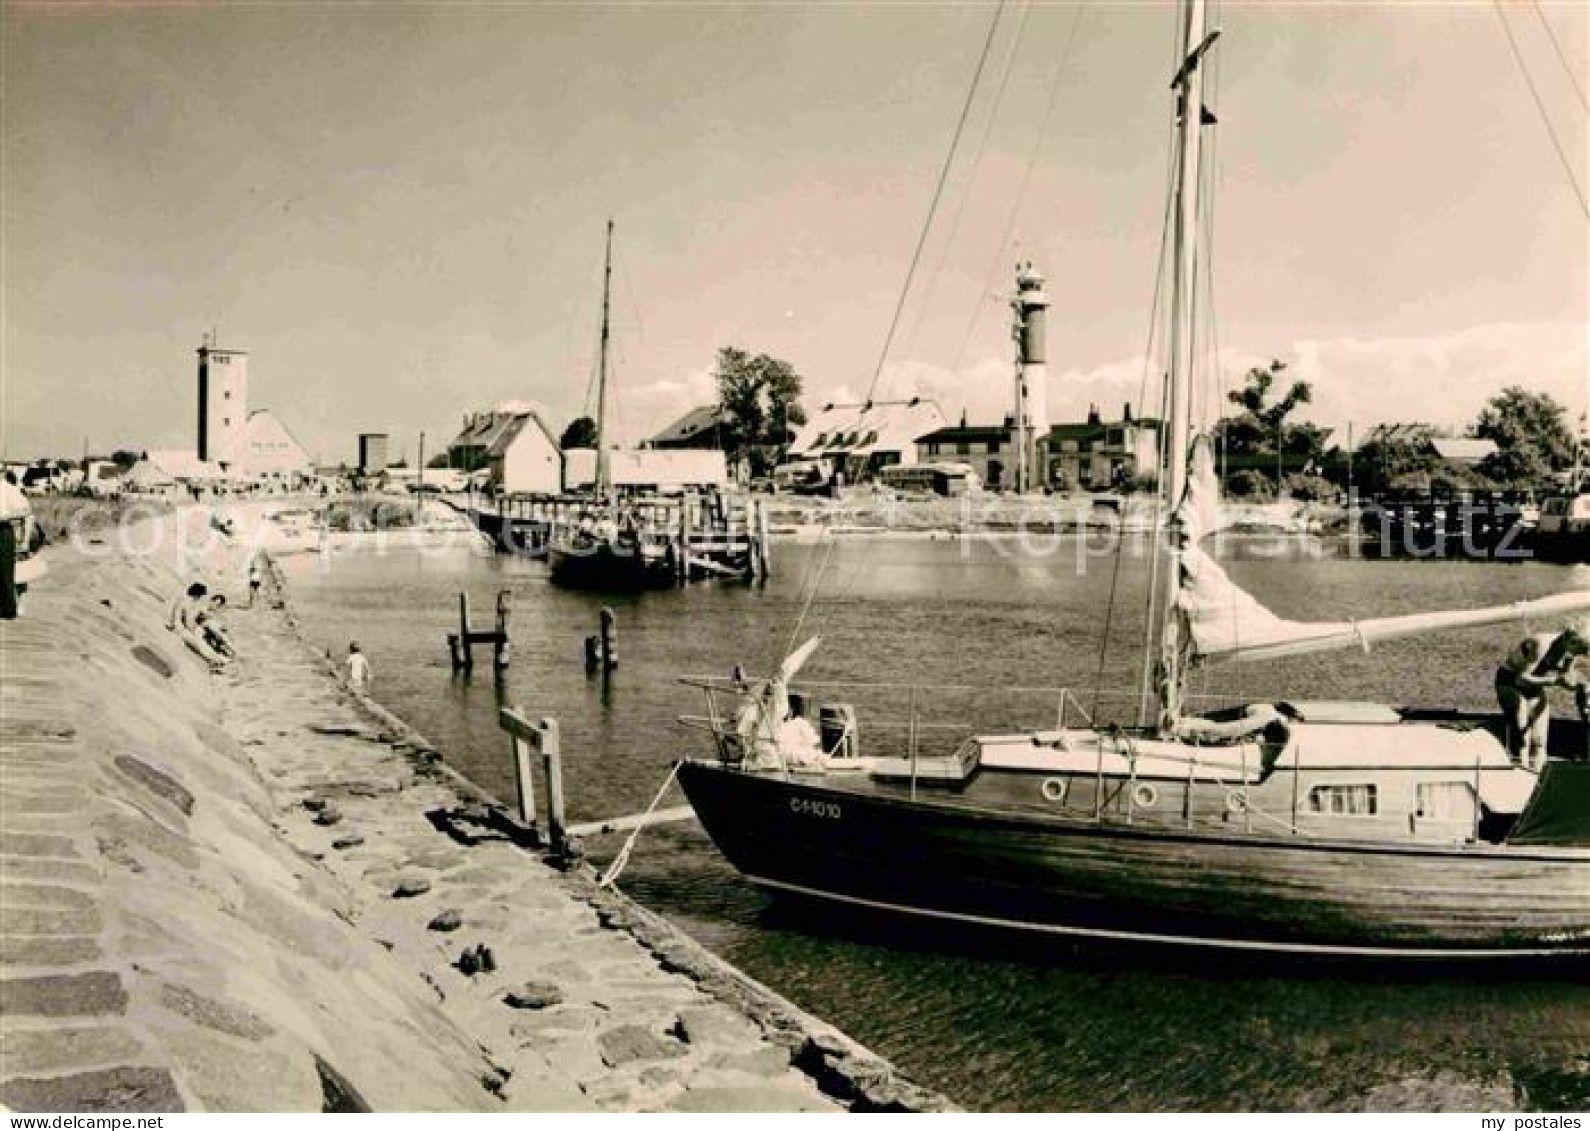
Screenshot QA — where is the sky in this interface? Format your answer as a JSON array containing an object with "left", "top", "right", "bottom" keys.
[{"left": 3, "top": 0, "right": 1586, "bottom": 465}]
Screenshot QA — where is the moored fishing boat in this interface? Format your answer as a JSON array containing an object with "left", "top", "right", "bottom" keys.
[
  {"left": 545, "top": 220, "right": 676, "bottom": 590},
  {"left": 672, "top": 0, "right": 1590, "bottom": 959}
]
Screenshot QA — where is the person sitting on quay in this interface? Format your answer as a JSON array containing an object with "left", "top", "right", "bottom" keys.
[
  {"left": 201, "top": 593, "right": 236, "bottom": 659},
  {"left": 166, "top": 581, "right": 207, "bottom": 632},
  {"left": 166, "top": 580, "right": 230, "bottom": 671},
  {"left": 1494, "top": 617, "right": 1590, "bottom": 770}
]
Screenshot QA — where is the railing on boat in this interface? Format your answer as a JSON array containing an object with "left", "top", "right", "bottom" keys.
[{"left": 676, "top": 675, "right": 1503, "bottom": 844}]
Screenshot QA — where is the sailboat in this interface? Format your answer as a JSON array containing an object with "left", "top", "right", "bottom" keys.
[
  {"left": 674, "top": 1, "right": 1590, "bottom": 958},
  {"left": 547, "top": 221, "right": 676, "bottom": 589}
]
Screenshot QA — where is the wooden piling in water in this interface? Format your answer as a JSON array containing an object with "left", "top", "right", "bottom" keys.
[{"left": 449, "top": 589, "right": 512, "bottom": 672}]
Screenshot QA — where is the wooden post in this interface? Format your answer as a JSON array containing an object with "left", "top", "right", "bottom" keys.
[
  {"left": 499, "top": 708, "right": 569, "bottom": 859},
  {"left": 541, "top": 717, "right": 566, "bottom": 856},
  {"left": 510, "top": 729, "right": 537, "bottom": 835},
  {"left": 599, "top": 606, "right": 616, "bottom": 670},
  {"left": 493, "top": 590, "right": 511, "bottom": 669},
  {"left": 458, "top": 592, "right": 473, "bottom": 670}
]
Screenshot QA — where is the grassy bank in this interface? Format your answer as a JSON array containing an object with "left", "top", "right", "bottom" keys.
[{"left": 27, "top": 495, "right": 173, "bottom": 542}]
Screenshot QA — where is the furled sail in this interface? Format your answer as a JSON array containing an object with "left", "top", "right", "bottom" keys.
[{"left": 1172, "top": 438, "right": 1590, "bottom": 664}]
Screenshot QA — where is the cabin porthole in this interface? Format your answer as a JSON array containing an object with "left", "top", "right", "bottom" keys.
[
  {"left": 1040, "top": 777, "right": 1068, "bottom": 804},
  {"left": 1226, "top": 788, "right": 1249, "bottom": 814},
  {"left": 1132, "top": 783, "right": 1158, "bottom": 809}
]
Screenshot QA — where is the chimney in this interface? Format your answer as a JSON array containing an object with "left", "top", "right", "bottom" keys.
[
  {"left": 960, "top": 409, "right": 968, "bottom": 428},
  {"left": 1087, "top": 404, "right": 1101, "bottom": 427},
  {"left": 1123, "top": 403, "right": 1134, "bottom": 424}
]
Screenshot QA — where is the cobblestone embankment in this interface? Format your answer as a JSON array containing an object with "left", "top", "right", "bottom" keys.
[{"left": 0, "top": 516, "right": 952, "bottom": 1112}]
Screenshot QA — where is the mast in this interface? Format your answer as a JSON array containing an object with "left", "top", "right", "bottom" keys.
[
  {"left": 595, "top": 219, "right": 614, "bottom": 497},
  {"left": 1155, "top": 0, "right": 1217, "bottom": 731}
]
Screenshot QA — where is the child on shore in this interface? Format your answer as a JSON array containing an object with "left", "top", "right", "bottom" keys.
[{"left": 346, "top": 642, "right": 371, "bottom": 692}]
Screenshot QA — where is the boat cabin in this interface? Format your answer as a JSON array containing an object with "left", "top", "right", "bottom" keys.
[{"left": 692, "top": 684, "right": 1581, "bottom": 848}]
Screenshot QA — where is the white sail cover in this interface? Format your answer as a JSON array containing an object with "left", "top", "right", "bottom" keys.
[{"left": 1173, "top": 438, "right": 1590, "bottom": 664}]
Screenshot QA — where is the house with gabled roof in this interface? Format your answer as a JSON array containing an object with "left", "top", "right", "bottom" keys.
[{"left": 448, "top": 404, "right": 564, "bottom": 495}]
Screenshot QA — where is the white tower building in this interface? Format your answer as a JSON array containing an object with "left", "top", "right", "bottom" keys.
[
  {"left": 197, "top": 337, "right": 248, "bottom": 466},
  {"left": 1012, "top": 262, "right": 1050, "bottom": 494}
]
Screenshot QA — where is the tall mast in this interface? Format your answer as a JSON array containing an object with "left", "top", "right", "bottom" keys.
[
  {"left": 1155, "top": 0, "right": 1217, "bottom": 731},
  {"left": 595, "top": 218, "right": 614, "bottom": 496}
]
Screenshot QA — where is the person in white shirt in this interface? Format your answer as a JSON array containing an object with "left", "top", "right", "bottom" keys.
[{"left": 346, "top": 642, "right": 371, "bottom": 692}]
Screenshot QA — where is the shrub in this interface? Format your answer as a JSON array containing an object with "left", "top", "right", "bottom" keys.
[
  {"left": 1226, "top": 470, "right": 1275, "bottom": 500},
  {"left": 1280, "top": 473, "right": 1336, "bottom": 503}
]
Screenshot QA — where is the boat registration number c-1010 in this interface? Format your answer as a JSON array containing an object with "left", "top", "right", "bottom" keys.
[{"left": 790, "top": 796, "right": 843, "bottom": 820}]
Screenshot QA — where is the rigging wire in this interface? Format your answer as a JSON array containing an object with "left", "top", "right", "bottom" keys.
[
  {"left": 1494, "top": 0, "right": 1590, "bottom": 220},
  {"left": 783, "top": 527, "right": 840, "bottom": 660},
  {"left": 1529, "top": 0, "right": 1588, "bottom": 113},
  {"left": 948, "top": 3, "right": 1088, "bottom": 377},
  {"left": 901, "top": 0, "right": 1033, "bottom": 365},
  {"left": 778, "top": 5, "right": 1007, "bottom": 664},
  {"left": 862, "top": 1, "right": 1008, "bottom": 404}
]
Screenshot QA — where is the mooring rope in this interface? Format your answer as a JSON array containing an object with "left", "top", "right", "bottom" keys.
[{"left": 597, "top": 761, "right": 683, "bottom": 889}]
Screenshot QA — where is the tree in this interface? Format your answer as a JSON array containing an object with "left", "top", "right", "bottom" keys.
[
  {"left": 560, "top": 416, "right": 598, "bottom": 450},
  {"left": 1215, "top": 360, "right": 1329, "bottom": 483},
  {"left": 109, "top": 450, "right": 143, "bottom": 470},
  {"left": 713, "top": 347, "right": 805, "bottom": 476},
  {"left": 426, "top": 452, "right": 452, "bottom": 469},
  {"left": 1471, "top": 386, "right": 1575, "bottom": 487},
  {"left": 1351, "top": 423, "right": 1438, "bottom": 496}
]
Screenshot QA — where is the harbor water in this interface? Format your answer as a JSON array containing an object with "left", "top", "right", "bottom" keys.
[{"left": 276, "top": 533, "right": 1590, "bottom": 1111}]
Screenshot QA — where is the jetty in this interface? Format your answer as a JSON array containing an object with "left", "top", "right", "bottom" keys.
[
  {"left": 0, "top": 503, "right": 946, "bottom": 1112},
  {"left": 460, "top": 493, "right": 772, "bottom": 583}
]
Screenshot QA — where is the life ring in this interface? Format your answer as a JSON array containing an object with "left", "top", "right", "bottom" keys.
[
  {"left": 1226, "top": 788, "right": 1249, "bottom": 813},
  {"left": 1040, "top": 777, "right": 1068, "bottom": 804},
  {"left": 1132, "top": 783, "right": 1158, "bottom": 809}
]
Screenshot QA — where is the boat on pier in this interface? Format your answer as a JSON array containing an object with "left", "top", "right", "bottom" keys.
[{"left": 673, "top": 0, "right": 1590, "bottom": 959}]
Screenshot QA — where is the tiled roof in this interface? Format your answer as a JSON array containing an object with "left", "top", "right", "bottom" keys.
[
  {"left": 649, "top": 405, "right": 723, "bottom": 446},
  {"left": 917, "top": 424, "right": 1013, "bottom": 444}
]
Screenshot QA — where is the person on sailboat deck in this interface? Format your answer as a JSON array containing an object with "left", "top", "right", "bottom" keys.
[{"left": 1495, "top": 618, "right": 1590, "bottom": 770}]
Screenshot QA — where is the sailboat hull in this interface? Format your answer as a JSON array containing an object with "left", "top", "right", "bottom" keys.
[{"left": 676, "top": 760, "right": 1590, "bottom": 958}]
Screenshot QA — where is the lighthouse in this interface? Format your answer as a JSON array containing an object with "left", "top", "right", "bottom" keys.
[{"left": 1011, "top": 262, "right": 1050, "bottom": 494}]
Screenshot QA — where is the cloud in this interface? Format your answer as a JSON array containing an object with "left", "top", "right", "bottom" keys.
[{"left": 1286, "top": 323, "right": 1588, "bottom": 435}]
